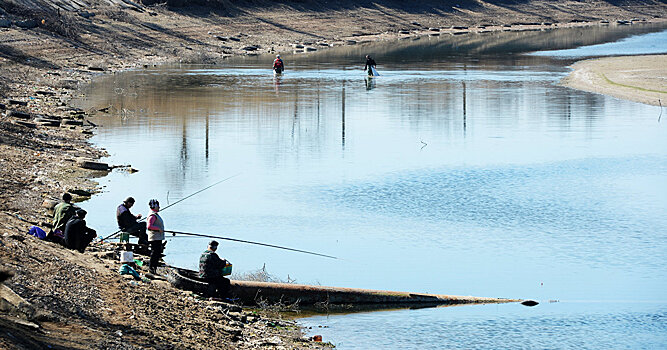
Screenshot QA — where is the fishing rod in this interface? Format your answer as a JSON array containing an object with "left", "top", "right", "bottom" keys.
[
  {"left": 100, "top": 173, "right": 241, "bottom": 241},
  {"left": 166, "top": 230, "right": 338, "bottom": 260}
]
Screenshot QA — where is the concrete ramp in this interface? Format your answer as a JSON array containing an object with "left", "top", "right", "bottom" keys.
[{"left": 231, "top": 280, "right": 519, "bottom": 307}]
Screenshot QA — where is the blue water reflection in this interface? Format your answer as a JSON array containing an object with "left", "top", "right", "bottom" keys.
[
  {"left": 531, "top": 28, "right": 667, "bottom": 57},
  {"left": 79, "top": 23, "right": 667, "bottom": 349}
]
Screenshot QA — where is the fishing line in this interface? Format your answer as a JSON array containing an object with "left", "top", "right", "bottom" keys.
[
  {"left": 100, "top": 173, "right": 241, "bottom": 241},
  {"left": 166, "top": 230, "right": 338, "bottom": 260}
]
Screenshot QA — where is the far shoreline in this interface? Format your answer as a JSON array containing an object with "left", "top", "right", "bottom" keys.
[{"left": 561, "top": 54, "right": 667, "bottom": 106}]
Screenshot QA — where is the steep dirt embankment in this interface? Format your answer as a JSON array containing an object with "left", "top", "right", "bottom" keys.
[{"left": 0, "top": 0, "right": 665, "bottom": 348}]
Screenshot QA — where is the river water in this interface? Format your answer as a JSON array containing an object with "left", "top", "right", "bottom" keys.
[{"left": 80, "top": 23, "right": 667, "bottom": 349}]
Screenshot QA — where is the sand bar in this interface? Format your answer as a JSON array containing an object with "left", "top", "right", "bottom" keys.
[{"left": 562, "top": 54, "right": 667, "bottom": 106}]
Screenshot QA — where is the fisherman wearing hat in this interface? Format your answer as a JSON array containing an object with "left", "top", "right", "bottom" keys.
[
  {"left": 146, "top": 199, "right": 165, "bottom": 274},
  {"left": 63, "top": 209, "right": 97, "bottom": 253},
  {"left": 273, "top": 54, "right": 284, "bottom": 74},
  {"left": 199, "top": 240, "right": 231, "bottom": 298}
]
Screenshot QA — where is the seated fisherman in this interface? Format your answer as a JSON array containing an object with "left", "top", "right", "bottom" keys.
[
  {"left": 116, "top": 197, "right": 148, "bottom": 245},
  {"left": 64, "top": 209, "right": 97, "bottom": 253},
  {"left": 49, "top": 192, "right": 76, "bottom": 243},
  {"left": 199, "top": 240, "right": 231, "bottom": 298}
]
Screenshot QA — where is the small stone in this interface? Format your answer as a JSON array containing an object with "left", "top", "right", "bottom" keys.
[
  {"left": 8, "top": 100, "right": 28, "bottom": 106},
  {"left": 221, "top": 325, "right": 242, "bottom": 336},
  {"left": 42, "top": 199, "right": 58, "bottom": 209},
  {"left": 78, "top": 11, "right": 95, "bottom": 18},
  {"left": 15, "top": 19, "right": 38, "bottom": 29},
  {"left": 68, "top": 188, "right": 92, "bottom": 197}
]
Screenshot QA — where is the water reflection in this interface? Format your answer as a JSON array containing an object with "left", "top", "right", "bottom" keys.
[
  {"left": 79, "top": 24, "right": 667, "bottom": 350},
  {"left": 364, "top": 76, "right": 376, "bottom": 91},
  {"left": 272, "top": 74, "right": 281, "bottom": 94},
  {"left": 232, "top": 22, "right": 667, "bottom": 69},
  {"left": 341, "top": 81, "right": 346, "bottom": 149}
]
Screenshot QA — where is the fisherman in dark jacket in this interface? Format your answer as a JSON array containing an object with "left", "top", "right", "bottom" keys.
[
  {"left": 64, "top": 209, "right": 97, "bottom": 253},
  {"left": 116, "top": 197, "right": 148, "bottom": 245},
  {"left": 364, "top": 55, "right": 377, "bottom": 76},
  {"left": 199, "top": 241, "right": 230, "bottom": 298}
]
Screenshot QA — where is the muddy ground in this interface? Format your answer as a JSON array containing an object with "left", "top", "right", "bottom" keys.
[{"left": 0, "top": 0, "right": 665, "bottom": 348}]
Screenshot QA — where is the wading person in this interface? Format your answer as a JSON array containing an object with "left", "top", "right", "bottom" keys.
[
  {"left": 364, "top": 55, "right": 376, "bottom": 76},
  {"left": 273, "top": 54, "right": 284, "bottom": 74},
  {"left": 146, "top": 199, "right": 165, "bottom": 274},
  {"left": 63, "top": 209, "right": 97, "bottom": 253},
  {"left": 50, "top": 192, "right": 76, "bottom": 243},
  {"left": 117, "top": 197, "right": 148, "bottom": 245},
  {"left": 199, "top": 240, "right": 231, "bottom": 298}
]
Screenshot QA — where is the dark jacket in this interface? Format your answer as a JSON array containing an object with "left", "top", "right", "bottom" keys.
[
  {"left": 364, "top": 57, "right": 376, "bottom": 71},
  {"left": 199, "top": 249, "right": 227, "bottom": 279},
  {"left": 63, "top": 217, "right": 96, "bottom": 251},
  {"left": 116, "top": 203, "right": 138, "bottom": 230}
]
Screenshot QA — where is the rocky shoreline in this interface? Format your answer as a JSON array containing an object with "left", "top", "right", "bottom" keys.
[{"left": 1, "top": 0, "right": 666, "bottom": 348}]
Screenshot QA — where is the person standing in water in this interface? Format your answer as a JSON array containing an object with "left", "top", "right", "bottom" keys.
[
  {"left": 146, "top": 199, "right": 165, "bottom": 274},
  {"left": 364, "top": 55, "right": 377, "bottom": 76},
  {"left": 273, "top": 54, "right": 284, "bottom": 74}
]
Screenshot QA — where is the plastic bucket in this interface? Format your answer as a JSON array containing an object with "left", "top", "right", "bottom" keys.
[{"left": 120, "top": 251, "right": 134, "bottom": 263}]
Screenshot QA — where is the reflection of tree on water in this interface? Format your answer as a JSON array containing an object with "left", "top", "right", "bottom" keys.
[
  {"left": 180, "top": 118, "right": 188, "bottom": 177},
  {"left": 341, "top": 81, "right": 346, "bottom": 150},
  {"left": 365, "top": 76, "right": 376, "bottom": 91},
  {"left": 205, "top": 112, "right": 209, "bottom": 162}
]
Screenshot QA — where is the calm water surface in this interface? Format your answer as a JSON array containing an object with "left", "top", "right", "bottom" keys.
[{"left": 80, "top": 24, "right": 667, "bottom": 349}]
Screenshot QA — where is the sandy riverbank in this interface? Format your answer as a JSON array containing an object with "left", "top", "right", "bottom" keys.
[
  {"left": 1, "top": 0, "right": 666, "bottom": 348},
  {"left": 562, "top": 54, "right": 667, "bottom": 106}
]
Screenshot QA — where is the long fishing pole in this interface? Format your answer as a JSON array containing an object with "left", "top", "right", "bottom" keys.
[
  {"left": 100, "top": 173, "right": 241, "bottom": 241},
  {"left": 166, "top": 230, "right": 338, "bottom": 260}
]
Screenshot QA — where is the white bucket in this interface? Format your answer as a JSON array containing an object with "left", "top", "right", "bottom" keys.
[{"left": 120, "top": 251, "right": 134, "bottom": 263}]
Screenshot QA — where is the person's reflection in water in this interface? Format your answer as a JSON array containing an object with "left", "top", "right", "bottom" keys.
[
  {"left": 364, "top": 76, "right": 376, "bottom": 91},
  {"left": 273, "top": 74, "right": 282, "bottom": 94}
]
